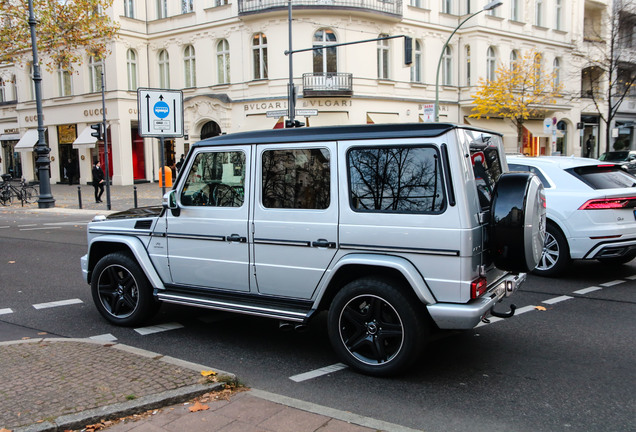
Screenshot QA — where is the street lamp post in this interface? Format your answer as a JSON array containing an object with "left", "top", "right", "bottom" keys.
[
  {"left": 434, "top": 0, "right": 503, "bottom": 122},
  {"left": 28, "top": 0, "right": 55, "bottom": 208}
]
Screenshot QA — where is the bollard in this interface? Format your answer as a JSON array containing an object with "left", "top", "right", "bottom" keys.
[
  {"left": 134, "top": 186, "right": 138, "bottom": 208},
  {"left": 77, "top": 186, "right": 82, "bottom": 209}
]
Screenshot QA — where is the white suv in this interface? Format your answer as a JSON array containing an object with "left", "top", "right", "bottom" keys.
[{"left": 82, "top": 123, "right": 545, "bottom": 376}]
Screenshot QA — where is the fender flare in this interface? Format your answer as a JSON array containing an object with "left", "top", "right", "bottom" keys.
[
  {"left": 88, "top": 235, "right": 165, "bottom": 290},
  {"left": 319, "top": 253, "right": 437, "bottom": 305}
]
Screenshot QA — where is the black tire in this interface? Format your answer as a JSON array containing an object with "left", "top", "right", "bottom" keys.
[
  {"left": 91, "top": 253, "right": 160, "bottom": 326},
  {"left": 0, "top": 188, "right": 10, "bottom": 206},
  {"left": 490, "top": 172, "right": 546, "bottom": 273},
  {"left": 532, "top": 223, "right": 571, "bottom": 277},
  {"left": 327, "top": 277, "right": 427, "bottom": 376},
  {"left": 22, "top": 187, "right": 38, "bottom": 204}
]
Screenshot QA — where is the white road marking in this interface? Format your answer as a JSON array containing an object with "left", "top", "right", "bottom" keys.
[
  {"left": 573, "top": 286, "right": 602, "bottom": 295},
  {"left": 476, "top": 304, "right": 537, "bottom": 327},
  {"left": 289, "top": 363, "right": 348, "bottom": 382},
  {"left": 0, "top": 226, "right": 10, "bottom": 229},
  {"left": 134, "top": 322, "right": 183, "bottom": 335},
  {"left": 20, "top": 226, "right": 61, "bottom": 231},
  {"left": 43, "top": 221, "right": 88, "bottom": 226},
  {"left": 626, "top": 275, "right": 636, "bottom": 281},
  {"left": 33, "top": 298, "right": 83, "bottom": 309},
  {"left": 0, "top": 308, "right": 13, "bottom": 315},
  {"left": 514, "top": 305, "right": 538, "bottom": 315},
  {"left": 600, "top": 280, "right": 625, "bottom": 287},
  {"left": 90, "top": 333, "right": 118, "bottom": 342},
  {"left": 17, "top": 224, "right": 37, "bottom": 227},
  {"left": 542, "top": 295, "right": 573, "bottom": 305}
]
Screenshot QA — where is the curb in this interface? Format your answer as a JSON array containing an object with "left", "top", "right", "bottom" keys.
[{"left": 2, "top": 338, "right": 235, "bottom": 432}]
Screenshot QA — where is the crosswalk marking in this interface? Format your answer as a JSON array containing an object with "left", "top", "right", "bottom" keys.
[
  {"left": 573, "top": 286, "right": 602, "bottom": 295},
  {"left": 600, "top": 280, "right": 625, "bottom": 287},
  {"left": 0, "top": 308, "right": 13, "bottom": 315},
  {"left": 134, "top": 322, "right": 183, "bottom": 335},
  {"left": 33, "top": 298, "right": 83, "bottom": 309},
  {"left": 90, "top": 333, "right": 118, "bottom": 342},
  {"left": 290, "top": 363, "right": 348, "bottom": 382},
  {"left": 542, "top": 295, "right": 573, "bottom": 305}
]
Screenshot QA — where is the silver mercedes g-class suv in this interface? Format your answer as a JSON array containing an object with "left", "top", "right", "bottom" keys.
[{"left": 82, "top": 123, "right": 545, "bottom": 376}]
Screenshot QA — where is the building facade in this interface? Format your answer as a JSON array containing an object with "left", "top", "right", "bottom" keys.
[{"left": 0, "top": 0, "right": 632, "bottom": 185}]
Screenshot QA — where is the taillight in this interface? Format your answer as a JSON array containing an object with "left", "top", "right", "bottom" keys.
[
  {"left": 471, "top": 277, "right": 488, "bottom": 299},
  {"left": 579, "top": 197, "right": 636, "bottom": 210}
]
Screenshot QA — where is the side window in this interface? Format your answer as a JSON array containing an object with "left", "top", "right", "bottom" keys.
[
  {"left": 348, "top": 146, "right": 445, "bottom": 213},
  {"left": 180, "top": 151, "right": 245, "bottom": 207},
  {"left": 466, "top": 132, "right": 503, "bottom": 209},
  {"left": 261, "top": 148, "right": 330, "bottom": 209}
]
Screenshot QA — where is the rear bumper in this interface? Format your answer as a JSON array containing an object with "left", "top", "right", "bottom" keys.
[
  {"left": 583, "top": 238, "right": 636, "bottom": 260},
  {"left": 426, "top": 273, "right": 526, "bottom": 330}
]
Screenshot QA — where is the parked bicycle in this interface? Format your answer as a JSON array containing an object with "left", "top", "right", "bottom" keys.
[{"left": 0, "top": 174, "right": 39, "bottom": 206}]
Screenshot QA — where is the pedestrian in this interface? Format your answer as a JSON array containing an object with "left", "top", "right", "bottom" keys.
[
  {"left": 65, "top": 158, "right": 76, "bottom": 185},
  {"left": 92, "top": 160, "right": 105, "bottom": 203},
  {"left": 585, "top": 136, "right": 593, "bottom": 158},
  {"left": 176, "top": 154, "right": 185, "bottom": 173}
]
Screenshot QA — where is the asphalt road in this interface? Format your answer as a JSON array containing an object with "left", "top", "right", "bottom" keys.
[{"left": 0, "top": 210, "right": 634, "bottom": 432}]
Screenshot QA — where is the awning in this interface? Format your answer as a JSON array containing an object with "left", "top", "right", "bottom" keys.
[
  {"left": 73, "top": 126, "right": 98, "bottom": 149},
  {"left": 14, "top": 129, "right": 38, "bottom": 150},
  {"left": 464, "top": 117, "right": 518, "bottom": 136},
  {"left": 366, "top": 112, "right": 399, "bottom": 124},
  {"left": 0, "top": 133, "right": 20, "bottom": 141},
  {"left": 523, "top": 120, "right": 551, "bottom": 138},
  {"left": 307, "top": 111, "right": 349, "bottom": 127}
]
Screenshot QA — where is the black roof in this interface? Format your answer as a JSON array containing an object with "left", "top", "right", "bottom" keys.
[{"left": 192, "top": 123, "right": 501, "bottom": 147}]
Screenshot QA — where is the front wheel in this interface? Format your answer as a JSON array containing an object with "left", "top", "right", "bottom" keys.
[
  {"left": 0, "top": 189, "right": 10, "bottom": 206},
  {"left": 22, "top": 186, "right": 38, "bottom": 204},
  {"left": 532, "top": 224, "right": 571, "bottom": 277},
  {"left": 327, "top": 277, "right": 427, "bottom": 376},
  {"left": 91, "top": 252, "right": 160, "bottom": 326}
]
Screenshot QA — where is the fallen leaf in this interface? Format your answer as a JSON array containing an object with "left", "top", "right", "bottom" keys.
[
  {"left": 201, "top": 370, "right": 217, "bottom": 377},
  {"left": 1, "top": 428, "right": 13, "bottom": 432},
  {"left": 21, "top": 337, "right": 30, "bottom": 340},
  {"left": 188, "top": 401, "right": 209, "bottom": 412},
  {"left": 535, "top": 306, "right": 547, "bottom": 311},
  {"left": 37, "top": 332, "right": 47, "bottom": 335},
  {"left": 8, "top": 261, "right": 15, "bottom": 264}
]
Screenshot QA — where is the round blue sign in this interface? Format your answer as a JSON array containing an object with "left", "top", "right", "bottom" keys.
[{"left": 153, "top": 101, "right": 170, "bottom": 118}]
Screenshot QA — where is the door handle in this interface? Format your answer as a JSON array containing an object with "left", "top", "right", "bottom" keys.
[
  {"left": 227, "top": 234, "right": 247, "bottom": 243},
  {"left": 312, "top": 239, "right": 336, "bottom": 248}
]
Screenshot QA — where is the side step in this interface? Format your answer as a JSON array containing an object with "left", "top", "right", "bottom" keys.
[{"left": 156, "top": 286, "right": 315, "bottom": 323}]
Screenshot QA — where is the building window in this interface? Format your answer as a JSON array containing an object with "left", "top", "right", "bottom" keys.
[
  {"left": 156, "top": 0, "right": 167, "bottom": 19},
  {"left": 127, "top": 49, "right": 137, "bottom": 91},
  {"left": 252, "top": 33, "right": 268, "bottom": 80},
  {"left": 510, "top": 49, "right": 519, "bottom": 69},
  {"left": 411, "top": 40, "right": 422, "bottom": 83},
  {"left": 442, "top": 46, "right": 452, "bottom": 85},
  {"left": 533, "top": 52, "right": 543, "bottom": 87},
  {"left": 217, "top": 39, "right": 230, "bottom": 84},
  {"left": 58, "top": 64, "right": 72, "bottom": 96},
  {"left": 465, "top": 45, "right": 471, "bottom": 86},
  {"left": 409, "top": 0, "right": 420, "bottom": 7},
  {"left": 89, "top": 55, "right": 103, "bottom": 93},
  {"left": 28, "top": 63, "right": 35, "bottom": 100},
  {"left": 486, "top": 46, "right": 496, "bottom": 82},
  {"left": 555, "top": 0, "right": 562, "bottom": 30},
  {"left": 553, "top": 57, "right": 561, "bottom": 89},
  {"left": 377, "top": 34, "right": 389, "bottom": 79},
  {"left": 215, "top": 0, "right": 228, "bottom": 5},
  {"left": 158, "top": 49, "right": 170, "bottom": 88},
  {"left": 442, "top": 0, "right": 453, "bottom": 14},
  {"left": 535, "top": 0, "right": 543, "bottom": 26},
  {"left": 511, "top": 0, "right": 519, "bottom": 21},
  {"left": 182, "top": 0, "right": 193, "bottom": 13},
  {"left": 184, "top": 45, "right": 196, "bottom": 88},
  {"left": 313, "top": 28, "right": 337, "bottom": 74},
  {"left": 124, "top": 0, "right": 134, "bottom": 18},
  {"left": 0, "top": 78, "right": 5, "bottom": 102}
]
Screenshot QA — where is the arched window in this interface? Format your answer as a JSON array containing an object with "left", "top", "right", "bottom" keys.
[
  {"left": 88, "top": 55, "right": 103, "bottom": 93},
  {"left": 533, "top": 52, "right": 543, "bottom": 87},
  {"left": 313, "top": 28, "right": 337, "bottom": 74},
  {"left": 217, "top": 39, "right": 230, "bottom": 84},
  {"left": 487, "top": 47, "right": 496, "bottom": 82},
  {"left": 377, "top": 34, "right": 390, "bottom": 79},
  {"left": 158, "top": 49, "right": 170, "bottom": 88},
  {"left": 465, "top": 45, "right": 471, "bottom": 86},
  {"left": 184, "top": 45, "right": 196, "bottom": 88},
  {"left": 0, "top": 78, "right": 5, "bottom": 103},
  {"left": 252, "top": 33, "right": 268, "bottom": 80},
  {"left": 442, "top": 46, "right": 452, "bottom": 85},
  {"left": 201, "top": 121, "right": 221, "bottom": 139},
  {"left": 553, "top": 57, "right": 561, "bottom": 89},
  {"left": 556, "top": 120, "right": 567, "bottom": 155},
  {"left": 411, "top": 40, "right": 422, "bottom": 83},
  {"left": 510, "top": 50, "right": 519, "bottom": 69},
  {"left": 58, "top": 63, "right": 72, "bottom": 96},
  {"left": 126, "top": 49, "right": 137, "bottom": 91}
]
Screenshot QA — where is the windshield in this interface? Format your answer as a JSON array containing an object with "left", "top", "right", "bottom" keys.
[{"left": 568, "top": 165, "right": 636, "bottom": 189}]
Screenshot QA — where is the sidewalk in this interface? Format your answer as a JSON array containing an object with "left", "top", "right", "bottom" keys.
[{"left": 0, "top": 339, "right": 406, "bottom": 432}]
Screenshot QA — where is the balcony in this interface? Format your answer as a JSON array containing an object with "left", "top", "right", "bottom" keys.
[
  {"left": 303, "top": 73, "right": 353, "bottom": 97},
  {"left": 238, "top": 0, "right": 402, "bottom": 18}
]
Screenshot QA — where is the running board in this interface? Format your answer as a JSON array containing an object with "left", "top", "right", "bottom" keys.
[{"left": 156, "top": 290, "right": 314, "bottom": 323}]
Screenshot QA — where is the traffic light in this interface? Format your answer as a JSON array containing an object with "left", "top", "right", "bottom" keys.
[
  {"left": 404, "top": 36, "right": 413, "bottom": 66},
  {"left": 90, "top": 123, "right": 102, "bottom": 140}
]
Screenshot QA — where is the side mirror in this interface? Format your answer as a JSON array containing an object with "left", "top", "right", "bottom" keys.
[{"left": 162, "top": 190, "right": 180, "bottom": 216}]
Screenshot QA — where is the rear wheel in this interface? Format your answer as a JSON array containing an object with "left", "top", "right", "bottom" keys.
[
  {"left": 0, "top": 188, "right": 10, "bottom": 206},
  {"left": 91, "top": 253, "right": 160, "bottom": 326},
  {"left": 532, "top": 223, "right": 571, "bottom": 277},
  {"left": 327, "top": 277, "right": 427, "bottom": 376},
  {"left": 22, "top": 187, "right": 38, "bottom": 203}
]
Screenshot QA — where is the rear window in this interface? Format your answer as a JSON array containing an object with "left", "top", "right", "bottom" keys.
[
  {"left": 464, "top": 131, "right": 503, "bottom": 209},
  {"left": 567, "top": 166, "right": 636, "bottom": 189}
]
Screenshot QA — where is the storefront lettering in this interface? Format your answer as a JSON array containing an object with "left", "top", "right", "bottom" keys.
[
  {"left": 129, "top": 108, "right": 138, "bottom": 115},
  {"left": 3, "top": 128, "right": 18, "bottom": 134},
  {"left": 302, "top": 100, "right": 352, "bottom": 108},
  {"left": 243, "top": 99, "right": 352, "bottom": 113},
  {"left": 83, "top": 108, "right": 108, "bottom": 117},
  {"left": 24, "top": 115, "right": 43, "bottom": 122},
  {"left": 244, "top": 101, "right": 287, "bottom": 111}
]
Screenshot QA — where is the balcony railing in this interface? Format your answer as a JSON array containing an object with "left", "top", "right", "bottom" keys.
[
  {"left": 238, "top": 0, "right": 402, "bottom": 17},
  {"left": 303, "top": 73, "right": 353, "bottom": 97}
]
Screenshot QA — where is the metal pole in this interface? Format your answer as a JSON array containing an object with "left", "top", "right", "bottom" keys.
[
  {"left": 159, "top": 137, "right": 166, "bottom": 196},
  {"left": 28, "top": 0, "right": 54, "bottom": 208},
  {"left": 287, "top": 0, "right": 295, "bottom": 127},
  {"left": 77, "top": 185, "right": 82, "bottom": 209},
  {"left": 101, "top": 68, "right": 111, "bottom": 210}
]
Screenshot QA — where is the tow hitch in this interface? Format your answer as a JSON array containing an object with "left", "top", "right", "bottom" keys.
[{"left": 482, "top": 304, "right": 517, "bottom": 323}]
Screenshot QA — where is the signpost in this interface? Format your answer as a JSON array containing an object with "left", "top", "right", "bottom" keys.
[
  {"left": 266, "top": 109, "right": 318, "bottom": 118},
  {"left": 138, "top": 89, "right": 184, "bottom": 195},
  {"left": 422, "top": 104, "right": 435, "bottom": 123}
]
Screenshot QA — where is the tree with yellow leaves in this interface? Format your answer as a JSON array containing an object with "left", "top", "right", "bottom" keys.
[
  {"left": 470, "top": 49, "right": 563, "bottom": 152},
  {"left": 0, "top": 0, "right": 119, "bottom": 72}
]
